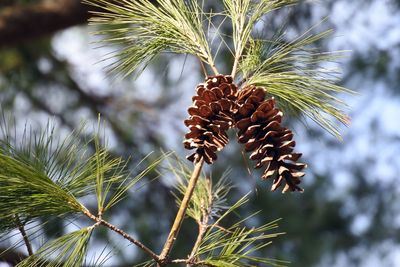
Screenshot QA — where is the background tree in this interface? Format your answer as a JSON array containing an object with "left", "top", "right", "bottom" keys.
[{"left": 1, "top": 0, "right": 400, "bottom": 266}]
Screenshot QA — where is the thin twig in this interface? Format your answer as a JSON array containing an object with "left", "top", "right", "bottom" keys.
[
  {"left": 158, "top": 157, "right": 205, "bottom": 266},
  {"left": 188, "top": 207, "right": 209, "bottom": 265},
  {"left": 14, "top": 215, "right": 33, "bottom": 256},
  {"left": 202, "top": 52, "right": 219, "bottom": 75},
  {"left": 198, "top": 56, "right": 208, "bottom": 78},
  {"left": 231, "top": 53, "right": 240, "bottom": 79},
  {"left": 202, "top": 47, "right": 218, "bottom": 75},
  {"left": 188, "top": 224, "right": 206, "bottom": 261},
  {"left": 210, "top": 63, "right": 219, "bottom": 75},
  {"left": 209, "top": 223, "right": 234, "bottom": 234},
  {"left": 99, "top": 220, "right": 160, "bottom": 262},
  {"left": 170, "top": 259, "right": 188, "bottom": 264},
  {"left": 82, "top": 208, "right": 160, "bottom": 263},
  {"left": 188, "top": 178, "right": 213, "bottom": 266},
  {"left": 231, "top": 7, "right": 246, "bottom": 79},
  {"left": 170, "top": 259, "right": 217, "bottom": 267},
  {"left": 230, "top": 25, "right": 242, "bottom": 78}
]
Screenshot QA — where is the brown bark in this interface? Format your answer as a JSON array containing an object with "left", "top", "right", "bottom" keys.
[
  {"left": 0, "top": 0, "right": 92, "bottom": 47},
  {"left": 0, "top": 247, "right": 27, "bottom": 265},
  {"left": 0, "top": 0, "right": 159, "bottom": 47}
]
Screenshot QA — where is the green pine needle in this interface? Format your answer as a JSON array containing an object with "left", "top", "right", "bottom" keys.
[
  {"left": 16, "top": 228, "right": 93, "bottom": 267},
  {"left": 167, "top": 156, "right": 285, "bottom": 267},
  {"left": 223, "top": 0, "right": 298, "bottom": 76},
  {"left": 241, "top": 27, "right": 353, "bottom": 139},
  {"left": 83, "top": 0, "right": 351, "bottom": 138},
  {"left": 223, "top": 0, "right": 352, "bottom": 138},
  {"left": 84, "top": 0, "right": 217, "bottom": 77},
  {"left": 0, "top": 121, "right": 95, "bottom": 234},
  {"left": 0, "top": 153, "right": 85, "bottom": 231},
  {"left": 0, "top": 118, "right": 165, "bottom": 236},
  {"left": 196, "top": 195, "right": 287, "bottom": 267},
  {"left": 167, "top": 155, "right": 232, "bottom": 223},
  {"left": 133, "top": 260, "right": 154, "bottom": 267},
  {"left": 103, "top": 151, "right": 166, "bottom": 212}
]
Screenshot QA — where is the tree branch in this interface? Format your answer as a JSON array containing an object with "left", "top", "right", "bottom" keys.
[
  {"left": 169, "top": 259, "right": 217, "bottom": 267},
  {"left": 188, "top": 207, "right": 209, "bottom": 265},
  {"left": 82, "top": 208, "right": 161, "bottom": 263},
  {"left": 0, "top": 0, "right": 159, "bottom": 47},
  {"left": 0, "top": 0, "right": 90, "bottom": 47},
  {"left": 14, "top": 215, "right": 33, "bottom": 256},
  {"left": 158, "top": 157, "right": 205, "bottom": 266},
  {"left": 188, "top": 178, "right": 213, "bottom": 266}
]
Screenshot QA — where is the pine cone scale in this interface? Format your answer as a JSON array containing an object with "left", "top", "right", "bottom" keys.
[
  {"left": 184, "top": 76, "right": 307, "bottom": 193},
  {"left": 184, "top": 75, "right": 238, "bottom": 164},
  {"left": 235, "top": 85, "right": 306, "bottom": 192}
]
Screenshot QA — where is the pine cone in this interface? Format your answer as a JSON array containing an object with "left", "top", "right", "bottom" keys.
[
  {"left": 235, "top": 85, "right": 307, "bottom": 192},
  {"left": 184, "top": 75, "right": 238, "bottom": 164}
]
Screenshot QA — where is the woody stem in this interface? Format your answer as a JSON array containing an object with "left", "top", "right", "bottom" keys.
[{"left": 158, "top": 157, "right": 205, "bottom": 266}]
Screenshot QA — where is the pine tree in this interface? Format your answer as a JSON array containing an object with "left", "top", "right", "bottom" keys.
[{"left": 0, "top": 0, "right": 352, "bottom": 266}]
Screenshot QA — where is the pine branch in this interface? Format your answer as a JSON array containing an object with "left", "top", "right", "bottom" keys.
[
  {"left": 188, "top": 201, "right": 210, "bottom": 265},
  {"left": 198, "top": 56, "right": 209, "bottom": 78},
  {"left": 0, "top": 119, "right": 164, "bottom": 264},
  {"left": 16, "top": 227, "right": 92, "bottom": 267},
  {"left": 166, "top": 160, "right": 284, "bottom": 267},
  {"left": 14, "top": 216, "right": 33, "bottom": 256},
  {"left": 158, "top": 157, "right": 205, "bottom": 266},
  {"left": 170, "top": 259, "right": 216, "bottom": 266},
  {"left": 223, "top": 0, "right": 298, "bottom": 78},
  {"left": 243, "top": 27, "right": 353, "bottom": 138},
  {"left": 192, "top": 193, "right": 287, "bottom": 267},
  {"left": 82, "top": 208, "right": 160, "bottom": 263},
  {"left": 1, "top": 1, "right": 354, "bottom": 266},
  {"left": 84, "top": 0, "right": 218, "bottom": 77}
]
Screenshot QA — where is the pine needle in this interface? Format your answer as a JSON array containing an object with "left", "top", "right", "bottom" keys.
[
  {"left": 16, "top": 228, "right": 93, "bottom": 267},
  {"left": 84, "top": 0, "right": 218, "bottom": 77},
  {"left": 0, "top": 118, "right": 166, "bottom": 241},
  {"left": 166, "top": 156, "right": 285, "bottom": 266},
  {"left": 0, "top": 153, "right": 85, "bottom": 230},
  {"left": 167, "top": 156, "right": 232, "bottom": 222},
  {"left": 243, "top": 27, "right": 353, "bottom": 138},
  {"left": 196, "top": 195, "right": 286, "bottom": 267},
  {"left": 223, "top": 0, "right": 298, "bottom": 77}
]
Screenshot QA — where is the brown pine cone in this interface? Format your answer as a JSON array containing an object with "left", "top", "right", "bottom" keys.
[
  {"left": 183, "top": 75, "right": 238, "bottom": 164},
  {"left": 235, "top": 85, "right": 307, "bottom": 192}
]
